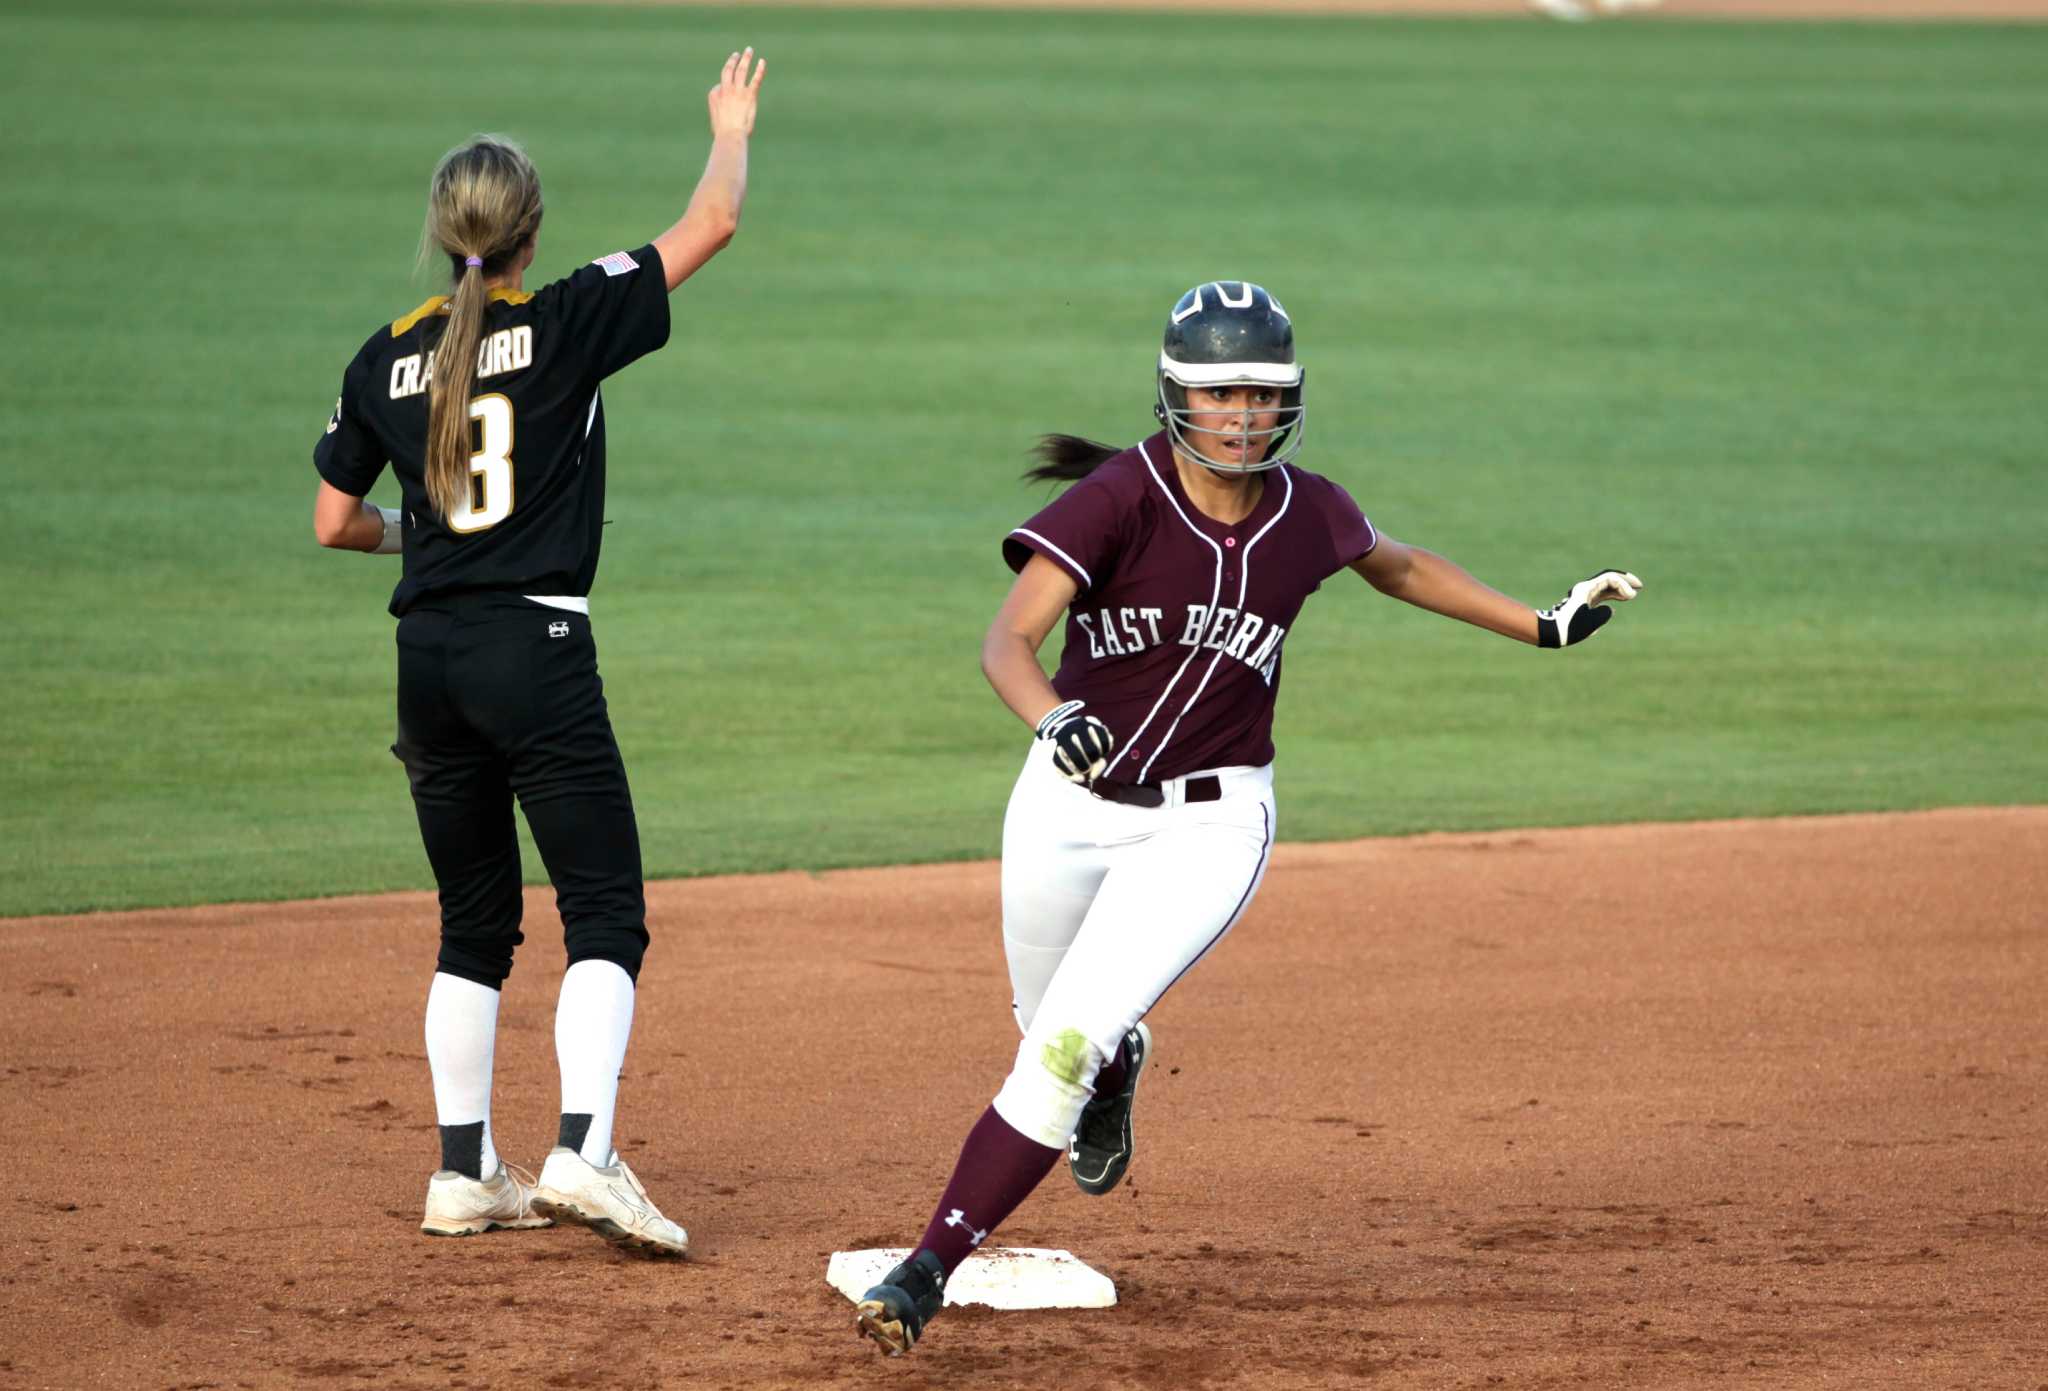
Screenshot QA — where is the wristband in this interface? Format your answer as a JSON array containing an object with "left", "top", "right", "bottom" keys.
[
  {"left": 1034, "top": 699, "right": 1085, "bottom": 740},
  {"left": 369, "top": 503, "right": 403, "bottom": 556}
]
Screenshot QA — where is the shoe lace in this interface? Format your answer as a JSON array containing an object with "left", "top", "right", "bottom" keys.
[
  {"left": 501, "top": 1160, "right": 540, "bottom": 1193},
  {"left": 612, "top": 1157, "right": 651, "bottom": 1200}
]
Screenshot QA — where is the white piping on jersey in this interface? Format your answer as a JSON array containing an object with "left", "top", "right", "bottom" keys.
[
  {"left": 583, "top": 387, "right": 601, "bottom": 444},
  {"left": 1135, "top": 465, "right": 1293, "bottom": 783},
  {"left": 523, "top": 595, "right": 590, "bottom": 614},
  {"left": 1101, "top": 441, "right": 1225, "bottom": 779},
  {"left": 1010, "top": 528, "right": 1093, "bottom": 590}
]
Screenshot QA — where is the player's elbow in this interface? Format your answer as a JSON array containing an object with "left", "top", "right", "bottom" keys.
[
  {"left": 313, "top": 513, "right": 356, "bottom": 549},
  {"left": 692, "top": 201, "right": 741, "bottom": 250},
  {"left": 979, "top": 625, "right": 1024, "bottom": 687}
]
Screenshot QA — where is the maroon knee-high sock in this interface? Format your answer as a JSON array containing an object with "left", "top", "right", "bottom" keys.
[{"left": 914, "top": 1105, "right": 1063, "bottom": 1278}]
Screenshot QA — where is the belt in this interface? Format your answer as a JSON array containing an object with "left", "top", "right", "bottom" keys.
[{"left": 1089, "top": 775, "right": 1221, "bottom": 809}]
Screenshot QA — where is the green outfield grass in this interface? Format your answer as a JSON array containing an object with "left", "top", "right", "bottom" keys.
[{"left": 2, "top": 1, "right": 2041, "bottom": 916}]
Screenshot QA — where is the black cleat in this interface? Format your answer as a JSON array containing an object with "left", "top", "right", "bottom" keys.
[
  {"left": 1069, "top": 1022, "right": 1151, "bottom": 1196},
  {"left": 855, "top": 1249, "right": 946, "bottom": 1357}
]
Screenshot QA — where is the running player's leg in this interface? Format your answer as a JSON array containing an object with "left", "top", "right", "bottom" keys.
[
  {"left": 1000, "top": 742, "right": 1112, "bottom": 1034},
  {"left": 396, "top": 608, "right": 527, "bottom": 1189},
  {"left": 889, "top": 753, "right": 1117, "bottom": 1262},
  {"left": 913, "top": 791, "right": 1275, "bottom": 1269},
  {"left": 858, "top": 751, "right": 1120, "bottom": 1347},
  {"left": 1023, "top": 793, "right": 1275, "bottom": 1081},
  {"left": 916, "top": 784, "right": 1274, "bottom": 1278}
]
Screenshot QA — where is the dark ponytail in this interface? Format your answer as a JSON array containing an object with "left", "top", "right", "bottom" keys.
[{"left": 1024, "top": 434, "right": 1121, "bottom": 483}]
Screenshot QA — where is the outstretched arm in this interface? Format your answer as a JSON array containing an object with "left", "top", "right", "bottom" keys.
[
  {"left": 1352, "top": 536, "right": 1541, "bottom": 641},
  {"left": 1352, "top": 537, "right": 1641, "bottom": 648},
  {"left": 653, "top": 48, "right": 767, "bottom": 293}
]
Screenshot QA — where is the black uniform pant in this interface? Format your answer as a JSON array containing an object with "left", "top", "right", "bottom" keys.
[{"left": 394, "top": 593, "right": 648, "bottom": 990}]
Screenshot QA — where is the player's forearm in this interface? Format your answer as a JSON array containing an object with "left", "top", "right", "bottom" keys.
[
  {"left": 981, "top": 629, "right": 1064, "bottom": 731},
  {"left": 1381, "top": 547, "right": 1540, "bottom": 644},
  {"left": 686, "top": 132, "right": 749, "bottom": 238},
  {"left": 655, "top": 135, "right": 749, "bottom": 291},
  {"left": 313, "top": 487, "right": 401, "bottom": 554}
]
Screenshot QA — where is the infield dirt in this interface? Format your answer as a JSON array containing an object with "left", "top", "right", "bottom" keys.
[{"left": 3, "top": 807, "right": 2043, "bottom": 1388}]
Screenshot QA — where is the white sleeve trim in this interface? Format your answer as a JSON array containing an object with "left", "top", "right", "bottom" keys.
[{"left": 1009, "top": 528, "right": 1092, "bottom": 590}]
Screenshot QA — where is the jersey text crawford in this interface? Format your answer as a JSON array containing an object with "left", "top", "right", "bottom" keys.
[{"left": 388, "top": 326, "right": 535, "bottom": 400}]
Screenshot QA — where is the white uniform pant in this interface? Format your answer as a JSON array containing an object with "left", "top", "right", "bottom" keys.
[{"left": 990, "top": 738, "right": 1276, "bottom": 1150}]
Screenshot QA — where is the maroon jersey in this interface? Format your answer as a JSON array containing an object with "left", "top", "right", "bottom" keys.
[{"left": 1003, "top": 431, "right": 1377, "bottom": 782}]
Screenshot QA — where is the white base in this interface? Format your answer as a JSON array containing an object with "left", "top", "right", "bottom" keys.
[{"left": 826, "top": 1247, "right": 1117, "bottom": 1311}]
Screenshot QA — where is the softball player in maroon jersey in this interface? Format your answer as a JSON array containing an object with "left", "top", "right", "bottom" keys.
[
  {"left": 856, "top": 280, "right": 1643, "bottom": 1354},
  {"left": 311, "top": 51, "right": 765, "bottom": 1257}
]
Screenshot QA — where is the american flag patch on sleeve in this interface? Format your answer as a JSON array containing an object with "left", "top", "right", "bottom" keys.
[{"left": 592, "top": 250, "right": 639, "bottom": 277}]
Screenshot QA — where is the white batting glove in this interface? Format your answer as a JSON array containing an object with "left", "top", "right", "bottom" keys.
[
  {"left": 1035, "top": 700, "right": 1115, "bottom": 785},
  {"left": 1536, "top": 569, "right": 1643, "bottom": 649}
]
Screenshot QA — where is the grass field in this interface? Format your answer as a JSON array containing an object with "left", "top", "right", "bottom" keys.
[{"left": 2, "top": 1, "right": 2042, "bottom": 916}]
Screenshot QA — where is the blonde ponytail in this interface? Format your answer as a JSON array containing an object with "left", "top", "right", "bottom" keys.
[{"left": 418, "top": 135, "right": 544, "bottom": 522}]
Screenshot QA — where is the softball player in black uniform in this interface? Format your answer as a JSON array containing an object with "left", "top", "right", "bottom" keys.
[{"left": 311, "top": 49, "right": 766, "bottom": 1257}]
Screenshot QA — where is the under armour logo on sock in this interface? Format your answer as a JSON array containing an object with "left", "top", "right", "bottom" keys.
[{"left": 943, "top": 1208, "right": 988, "bottom": 1248}]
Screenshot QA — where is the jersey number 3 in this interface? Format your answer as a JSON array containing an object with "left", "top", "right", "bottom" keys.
[{"left": 448, "top": 393, "right": 515, "bottom": 534}]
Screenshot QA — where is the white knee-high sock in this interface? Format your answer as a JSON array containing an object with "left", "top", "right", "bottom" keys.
[
  {"left": 425, "top": 972, "right": 501, "bottom": 1178},
  {"left": 555, "top": 959, "right": 636, "bottom": 1166}
]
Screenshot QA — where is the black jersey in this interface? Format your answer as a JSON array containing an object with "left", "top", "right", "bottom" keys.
[{"left": 314, "top": 245, "right": 670, "bottom": 616}]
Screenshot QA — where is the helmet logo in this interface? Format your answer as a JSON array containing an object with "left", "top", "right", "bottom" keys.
[
  {"left": 1215, "top": 281, "right": 1254, "bottom": 309},
  {"left": 1267, "top": 294, "right": 1289, "bottom": 321},
  {"left": 1171, "top": 286, "right": 1205, "bottom": 325}
]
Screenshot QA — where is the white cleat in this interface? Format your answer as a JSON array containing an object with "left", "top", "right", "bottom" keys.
[
  {"left": 1528, "top": 0, "right": 1596, "bottom": 19},
  {"left": 529, "top": 1146, "right": 689, "bottom": 1258},
  {"left": 420, "top": 1162, "right": 553, "bottom": 1237}
]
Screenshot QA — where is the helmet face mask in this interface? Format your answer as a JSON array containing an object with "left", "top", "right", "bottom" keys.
[{"left": 1154, "top": 281, "right": 1305, "bottom": 475}]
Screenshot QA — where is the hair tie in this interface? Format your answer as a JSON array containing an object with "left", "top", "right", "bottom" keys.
[{"left": 464, "top": 255, "right": 483, "bottom": 268}]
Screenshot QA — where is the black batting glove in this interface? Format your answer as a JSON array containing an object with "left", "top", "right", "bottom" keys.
[
  {"left": 1035, "top": 700, "right": 1115, "bottom": 785},
  {"left": 1536, "top": 570, "right": 1644, "bottom": 649}
]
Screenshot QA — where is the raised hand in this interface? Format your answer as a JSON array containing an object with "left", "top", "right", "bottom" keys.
[{"left": 708, "top": 47, "right": 766, "bottom": 141}]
